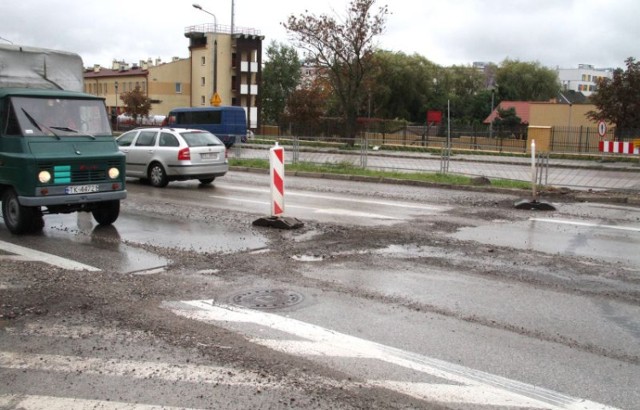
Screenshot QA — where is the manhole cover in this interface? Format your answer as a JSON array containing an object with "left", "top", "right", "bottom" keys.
[{"left": 229, "top": 289, "right": 304, "bottom": 310}]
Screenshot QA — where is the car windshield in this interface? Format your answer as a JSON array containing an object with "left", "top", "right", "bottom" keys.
[
  {"left": 10, "top": 96, "right": 112, "bottom": 137},
  {"left": 180, "top": 131, "right": 223, "bottom": 147}
]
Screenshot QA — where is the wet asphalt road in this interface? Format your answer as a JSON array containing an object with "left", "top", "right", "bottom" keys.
[{"left": 1, "top": 171, "right": 639, "bottom": 409}]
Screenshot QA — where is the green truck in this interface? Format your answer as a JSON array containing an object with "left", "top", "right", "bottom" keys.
[{"left": 0, "top": 44, "right": 126, "bottom": 234}]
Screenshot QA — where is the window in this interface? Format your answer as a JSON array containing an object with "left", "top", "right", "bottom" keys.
[
  {"left": 175, "top": 83, "right": 182, "bottom": 94},
  {"left": 201, "top": 77, "right": 206, "bottom": 86},
  {"left": 134, "top": 131, "right": 157, "bottom": 147},
  {"left": 1, "top": 102, "right": 21, "bottom": 136},
  {"left": 201, "top": 96, "right": 206, "bottom": 105},
  {"left": 159, "top": 132, "right": 180, "bottom": 147},
  {"left": 116, "top": 131, "right": 137, "bottom": 147},
  {"left": 201, "top": 56, "right": 206, "bottom": 65},
  {"left": 176, "top": 110, "right": 222, "bottom": 125}
]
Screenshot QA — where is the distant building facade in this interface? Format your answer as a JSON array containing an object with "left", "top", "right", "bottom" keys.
[
  {"left": 84, "top": 57, "right": 191, "bottom": 122},
  {"left": 556, "top": 64, "right": 613, "bottom": 97},
  {"left": 83, "top": 23, "right": 263, "bottom": 130}
]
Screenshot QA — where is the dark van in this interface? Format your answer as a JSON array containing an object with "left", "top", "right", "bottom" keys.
[{"left": 164, "top": 106, "right": 247, "bottom": 147}]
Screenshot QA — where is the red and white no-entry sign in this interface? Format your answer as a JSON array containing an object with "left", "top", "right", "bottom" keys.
[
  {"left": 269, "top": 142, "right": 285, "bottom": 217},
  {"left": 597, "top": 120, "right": 607, "bottom": 138}
]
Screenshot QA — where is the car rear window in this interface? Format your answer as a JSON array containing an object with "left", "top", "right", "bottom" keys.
[{"left": 180, "top": 131, "right": 223, "bottom": 147}]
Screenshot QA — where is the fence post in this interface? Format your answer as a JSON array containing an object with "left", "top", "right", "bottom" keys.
[
  {"left": 578, "top": 126, "right": 583, "bottom": 154},
  {"left": 360, "top": 134, "right": 368, "bottom": 168},
  {"left": 292, "top": 136, "right": 299, "bottom": 165}
]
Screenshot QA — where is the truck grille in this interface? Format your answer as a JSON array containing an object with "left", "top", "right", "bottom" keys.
[
  {"left": 39, "top": 161, "right": 120, "bottom": 185},
  {"left": 72, "top": 169, "right": 107, "bottom": 183}
]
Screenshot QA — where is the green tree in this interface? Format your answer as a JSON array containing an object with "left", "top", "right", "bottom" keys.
[
  {"left": 120, "top": 86, "right": 151, "bottom": 123},
  {"left": 443, "top": 65, "right": 487, "bottom": 124},
  {"left": 495, "top": 59, "right": 559, "bottom": 101},
  {"left": 369, "top": 51, "right": 438, "bottom": 122},
  {"left": 283, "top": 83, "right": 327, "bottom": 136},
  {"left": 261, "top": 41, "right": 302, "bottom": 125},
  {"left": 284, "top": 0, "right": 388, "bottom": 140},
  {"left": 587, "top": 57, "right": 640, "bottom": 135},
  {"left": 492, "top": 107, "right": 522, "bottom": 127}
]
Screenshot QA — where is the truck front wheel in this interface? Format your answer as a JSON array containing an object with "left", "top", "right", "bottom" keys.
[
  {"left": 92, "top": 200, "right": 120, "bottom": 226},
  {"left": 2, "top": 188, "right": 44, "bottom": 234}
]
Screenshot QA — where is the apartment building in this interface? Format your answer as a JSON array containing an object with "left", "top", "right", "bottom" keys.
[
  {"left": 184, "top": 23, "right": 263, "bottom": 129},
  {"left": 557, "top": 64, "right": 613, "bottom": 97}
]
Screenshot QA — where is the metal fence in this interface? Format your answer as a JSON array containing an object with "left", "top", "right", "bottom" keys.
[{"left": 233, "top": 133, "right": 640, "bottom": 192}]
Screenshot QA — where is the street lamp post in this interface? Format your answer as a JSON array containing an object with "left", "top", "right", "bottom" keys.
[
  {"left": 193, "top": 3, "right": 217, "bottom": 103},
  {"left": 114, "top": 81, "right": 119, "bottom": 131}
]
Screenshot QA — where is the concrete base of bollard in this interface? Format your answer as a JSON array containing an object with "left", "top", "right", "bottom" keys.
[
  {"left": 513, "top": 199, "right": 556, "bottom": 211},
  {"left": 252, "top": 216, "right": 304, "bottom": 230}
]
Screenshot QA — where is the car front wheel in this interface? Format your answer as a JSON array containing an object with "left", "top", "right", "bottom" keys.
[{"left": 148, "top": 163, "right": 169, "bottom": 187}]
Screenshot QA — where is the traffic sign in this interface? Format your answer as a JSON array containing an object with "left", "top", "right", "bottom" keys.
[
  {"left": 210, "top": 92, "right": 222, "bottom": 107},
  {"left": 597, "top": 120, "right": 607, "bottom": 138}
]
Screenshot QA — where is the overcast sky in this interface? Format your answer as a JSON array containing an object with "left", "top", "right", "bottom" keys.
[{"left": 1, "top": 0, "right": 637, "bottom": 70}]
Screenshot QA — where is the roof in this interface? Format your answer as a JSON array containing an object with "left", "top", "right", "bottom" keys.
[
  {"left": 557, "top": 90, "right": 589, "bottom": 104},
  {"left": 84, "top": 67, "right": 148, "bottom": 79},
  {"left": 483, "top": 101, "right": 531, "bottom": 124},
  {"left": 0, "top": 44, "right": 84, "bottom": 92},
  {"left": 0, "top": 87, "right": 103, "bottom": 100}
]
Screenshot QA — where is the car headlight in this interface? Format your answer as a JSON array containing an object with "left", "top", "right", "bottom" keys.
[
  {"left": 38, "top": 170, "right": 52, "bottom": 184},
  {"left": 108, "top": 167, "right": 120, "bottom": 179}
]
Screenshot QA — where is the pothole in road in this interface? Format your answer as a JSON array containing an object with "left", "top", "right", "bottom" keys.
[{"left": 229, "top": 289, "right": 305, "bottom": 310}]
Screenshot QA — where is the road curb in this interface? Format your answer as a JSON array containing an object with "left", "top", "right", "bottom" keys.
[{"left": 229, "top": 166, "right": 640, "bottom": 206}]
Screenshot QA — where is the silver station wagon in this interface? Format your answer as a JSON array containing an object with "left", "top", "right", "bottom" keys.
[{"left": 116, "top": 127, "right": 228, "bottom": 187}]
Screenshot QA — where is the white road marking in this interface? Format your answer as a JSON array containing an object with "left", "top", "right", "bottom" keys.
[
  {"left": 0, "top": 239, "right": 100, "bottom": 271},
  {"left": 0, "top": 394, "right": 199, "bottom": 410},
  {"left": 0, "top": 351, "right": 285, "bottom": 389},
  {"left": 4, "top": 323, "right": 146, "bottom": 340},
  {"left": 218, "top": 184, "right": 447, "bottom": 211},
  {"left": 167, "top": 300, "right": 619, "bottom": 410},
  {"left": 530, "top": 218, "right": 640, "bottom": 233},
  {"left": 208, "top": 195, "right": 403, "bottom": 220}
]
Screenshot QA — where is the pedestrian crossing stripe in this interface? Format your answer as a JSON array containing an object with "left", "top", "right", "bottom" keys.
[{"left": 166, "top": 299, "right": 619, "bottom": 410}]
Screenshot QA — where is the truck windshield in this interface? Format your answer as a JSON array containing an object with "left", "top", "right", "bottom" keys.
[{"left": 10, "top": 97, "right": 112, "bottom": 137}]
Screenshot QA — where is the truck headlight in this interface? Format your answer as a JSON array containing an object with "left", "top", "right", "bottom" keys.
[
  {"left": 108, "top": 167, "right": 120, "bottom": 179},
  {"left": 38, "top": 170, "right": 52, "bottom": 183}
]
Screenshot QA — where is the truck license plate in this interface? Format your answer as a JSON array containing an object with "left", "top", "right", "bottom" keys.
[{"left": 65, "top": 184, "right": 99, "bottom": 194}]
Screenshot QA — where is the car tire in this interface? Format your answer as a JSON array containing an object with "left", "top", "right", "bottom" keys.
[
  {"left": 92, "top": 200, "right": 120, "bottom": 225},
  {"left": 148, "top": 163, "right": 169, "bottom": 187},
  {"left": 198, "top": 178, "right": 215, "bottom": 185},
  {"left": 2, "top": 188, "right": 43, "bottom": 234}
]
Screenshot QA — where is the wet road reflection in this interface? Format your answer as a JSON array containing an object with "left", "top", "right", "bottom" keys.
[
  {"left": 5, "top": 210, "right": 268, "bottom": 273},
  {"left": 452, "top": 217, "right": 640, "bottom": 266}
]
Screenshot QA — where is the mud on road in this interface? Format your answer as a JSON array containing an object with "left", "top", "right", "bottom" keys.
[{"left": 1, "top": 178, "right": 639, "bottom": 408}]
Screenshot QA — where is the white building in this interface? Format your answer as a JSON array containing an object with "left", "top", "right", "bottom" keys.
[{"left": 557, "top": 64, "right": 613, "bottom": 97}]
